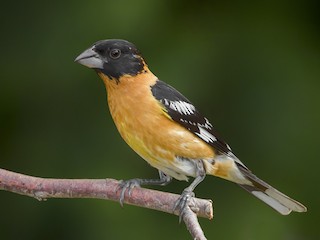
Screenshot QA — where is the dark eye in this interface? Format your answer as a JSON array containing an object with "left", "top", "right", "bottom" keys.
[{"left": 109, "top": 49, "right": 121, "bottom": 59}]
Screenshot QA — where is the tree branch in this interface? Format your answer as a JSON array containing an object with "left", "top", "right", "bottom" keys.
[{"left": 0, "top": 168, "right": 213, "bottom": 239}]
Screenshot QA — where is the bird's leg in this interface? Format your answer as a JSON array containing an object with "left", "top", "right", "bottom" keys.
[
  {"left": 173, "top": 160, "right": 206, "bottom": 222},
  {"left": 118, "top": 170, "right": 172, "bottom": 206}
]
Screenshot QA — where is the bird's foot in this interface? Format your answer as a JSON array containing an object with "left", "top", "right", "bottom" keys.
[
  {"left": 173, "top": 190, "right": 195, "bottom": 223},
  {"left": 117, "top": 179, "right": 141, "bottom": 207}
]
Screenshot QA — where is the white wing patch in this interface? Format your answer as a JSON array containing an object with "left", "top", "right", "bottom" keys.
[
  {"left": 161, "top": 98, "right": 218, "bottom": 144},
  {"left": 161, "top": 99, "right": 195, "bottom": 115},
  {"left": 199, "top": 117, "right": 213, "bottom": 130},
  {"left": 195, "top": 127, "right": 217, "bottom": 143}
]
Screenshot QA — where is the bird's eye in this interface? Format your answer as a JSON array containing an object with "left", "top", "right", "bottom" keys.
[{"left": 109, "top": 49, "right": 121, "bottom": 59}]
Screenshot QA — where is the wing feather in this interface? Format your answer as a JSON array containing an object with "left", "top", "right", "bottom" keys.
[{"left": 151, "top": 80, "right": 232, "bottom": 155}]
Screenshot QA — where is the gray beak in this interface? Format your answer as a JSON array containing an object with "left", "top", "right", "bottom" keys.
[{"left": 75, "top": 47, "right": 104, "bottom": 69}]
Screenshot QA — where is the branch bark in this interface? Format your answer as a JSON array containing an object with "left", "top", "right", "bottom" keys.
[{"left": 0, "top": 168, "right": 213, "bottom": 239}]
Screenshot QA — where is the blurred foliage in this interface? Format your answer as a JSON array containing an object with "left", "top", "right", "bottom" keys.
[{"left": 0, "top": 0, "right": 319, "bottom": 239}]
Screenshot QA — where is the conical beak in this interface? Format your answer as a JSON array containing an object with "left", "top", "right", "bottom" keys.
[{"left": 75, "top": 47, "right": 104, "bottom": 69}]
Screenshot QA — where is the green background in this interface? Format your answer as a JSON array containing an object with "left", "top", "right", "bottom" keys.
[{"left": 1, "top": 1, "right": 319, "bottom": 239}]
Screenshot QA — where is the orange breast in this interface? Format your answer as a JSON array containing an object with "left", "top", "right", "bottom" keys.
[{"left": 99, "top": 71, "right": 215, "bottom": 176}]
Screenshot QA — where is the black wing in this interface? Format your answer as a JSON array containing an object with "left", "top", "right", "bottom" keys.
[{"left": 151, "top": 80, "right": 232, "bottom": 155}]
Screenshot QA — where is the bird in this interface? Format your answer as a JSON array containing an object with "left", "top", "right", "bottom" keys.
[{"left": 75, "top": 39, "right": 307, "bottom": 217}]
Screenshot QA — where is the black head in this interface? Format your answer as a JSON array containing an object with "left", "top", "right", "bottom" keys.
[{"left": 75, "top": 39, "right": 144, "bottom": 80}]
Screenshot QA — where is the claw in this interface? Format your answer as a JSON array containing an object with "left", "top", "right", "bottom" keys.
[
  {"left": 173, "top": 190, "right": 195, "bottom": 223},
  {"left": 118, "top": 179, "right": 141, "bottom": 207}
]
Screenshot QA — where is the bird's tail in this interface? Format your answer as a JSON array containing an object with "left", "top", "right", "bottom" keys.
[{"left": 237, "top": 165, "right": 307, "bottom": 215}]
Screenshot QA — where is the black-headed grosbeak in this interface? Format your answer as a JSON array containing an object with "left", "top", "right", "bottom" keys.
[{"left": 75, "top": 39, "right": 307, "bottom": 216}]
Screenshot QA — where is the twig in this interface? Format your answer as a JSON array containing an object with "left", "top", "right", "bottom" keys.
[
  {"left": 182, "top": 197, "right": 211, "bottom": 240},
  {"left": 0, "top": 168, "right": 213, "bottom": 239}
]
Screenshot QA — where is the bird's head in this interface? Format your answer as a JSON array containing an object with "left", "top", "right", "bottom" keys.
[{"left": 75, "top": 39, "right": 146, "bottom": 82}]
